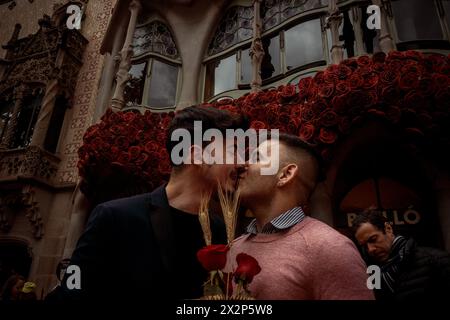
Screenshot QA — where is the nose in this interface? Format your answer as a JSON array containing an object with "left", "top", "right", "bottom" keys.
[{"left": 367, "top": 243, "right": 377, "bottom": 256}]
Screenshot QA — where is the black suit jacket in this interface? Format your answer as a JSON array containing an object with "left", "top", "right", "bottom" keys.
[{"left": 56, "top": 185, "right": 226, "bottom": 301}]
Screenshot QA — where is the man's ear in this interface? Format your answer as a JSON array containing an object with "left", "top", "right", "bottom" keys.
[
  {"left": 384, "top": 222, "right": 393, "bottom": 235},
  {"left": 277, "top": 163, "right": 298, "bottom": 187}
]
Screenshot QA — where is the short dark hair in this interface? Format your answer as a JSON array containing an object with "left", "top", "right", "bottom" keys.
[
  {"left": 165, "top": 105, "right": 249, "bottom": 166},
  {"left": 275, "top": 132, "right": 325, "bottom": 183},
  {"left": 352, "top": 208, "right": 390, "bottom": 234}
]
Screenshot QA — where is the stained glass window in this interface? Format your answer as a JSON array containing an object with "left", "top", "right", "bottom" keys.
[
  {"left": 208, "top": 6, "right": 254, "bottom": 56},
  {"left": 133, "top": 21, "right": 180, "bottom": 60},
  {"left": 262, "top": 0, "right": 327, "bottom": 31}
]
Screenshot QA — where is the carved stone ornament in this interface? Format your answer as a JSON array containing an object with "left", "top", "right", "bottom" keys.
[
  {"left": 0, "top": 13, "right": 88, "bottom": 96},
  {"left": 0, "top": 146, "right": 60, "bottom": 185},
  {"left": 0, "top": 186, "right": 44, "bottom": 239}
]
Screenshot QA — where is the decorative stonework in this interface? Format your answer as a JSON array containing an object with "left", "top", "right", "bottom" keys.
[
  {"left": 57, "top": 0, "right": 115, "bottom": 184},
  {"left": 0, "top": 146, "right": 60, "bottom": 184},
  {"left": 21, "top": 186, "right": 44, "bottom": 239},
  {"left": 250, "top": 0, "right": 264, "bottom": 92},
  {"left": 0, "top": 185, "right": 44, "bottom": 239}
]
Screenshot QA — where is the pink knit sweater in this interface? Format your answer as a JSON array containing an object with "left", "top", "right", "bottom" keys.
[{"left": 226, "top": 217, "right": 375, "bottom": 300}]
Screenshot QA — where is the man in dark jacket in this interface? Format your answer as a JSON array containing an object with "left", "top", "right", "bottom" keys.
[
  {"left": 353, "top": 209, "right": 450, "bottom": 301},
  {"left": 54, "top": 106, "right": 248, "bottom": 302}
]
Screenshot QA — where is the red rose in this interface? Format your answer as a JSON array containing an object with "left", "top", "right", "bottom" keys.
[
  {"left": 290, "top": 105, "right": 302, "bottom": 119},
  {"left": 357, "top": 55, "right": 372, "bottom": 67},
  {"left": 418, "top": 77, "right": 436, "bottom": 96},
  {"left": 128, "top": 146, "right": 142, "bottom": 160},
  {"left": 286, "top": 120, "right": 299, "bottom": 134},
  {"left": 403, "top": 91, "right": 429, "bottom": 111},
  {"left": 432, "top": 74, "right": 450, "bottom": 91},
  {"left": 144, "top": 141, "right": 159, "bottom": 153},
  {"left": 299, "top": 123, "right": 316, "bottom": 141},
  {"left": 347, "top": 90, "right": 377, "bottom": 110},
  {"left": 197, "top": 244, "right": 229, "bottom": 271},
  {"left": 341, "top": 58, "right": 358, "bottom": 70},
  {"left": 250, "top": 120, "right": 267, "bottom": 130},
  {"left": 380, "top": 85, "right": 399, "bottom": 105},
  {"left": 319, "top": 109, "right": 338, "bottom": 127},
  {"left": 380, "top": 69, "right": 399, "bottom": 85},
  {"left": 234, "top": 253, "right": 261, "bottom": 283},
  {"left": 298, "top": 77, "right": 314, "bottom": 97},
  {"left": 372, "top": 52, "right": 386, "bottom": 64},
  {"left": 319, "top": 83, "right": 335, "bottom": 99},
  {"left": 331, "top": 94, "right": 348, "bottom": 114},
  {"left": 314, "top": 71, "right": 326, "bottom": 85},
  {"left": 122, "top": 112, "right": 137, "bottom": 122},
  {"left": 360, "top": 71, "right": 379, "bottom": 89},
  {"left": 279, "top": 84, "right": 296, "bottom": 100},
  {"left": 386, "top": 51, "right": 404, "bottom": 62},
  {"left": 338, "top": 116, "right": 351, "bottom": 134},
  {"left": 347, "top": 74, "right": 364, "bottom": 90},
  {"left": 399, "top": 71, "right": 419, "bottom": 90},
  {"left": 335, "top": 82, "right": 351, "bottom": 95},
  {"left": 404, "top": 50, "right": 423, "bottom": 61},
  {"left": 116, "top": 152, "right": 131, "bottom": 165},
  {"left": 318, "top": 127, "right": 337, "bottom": 144},
  {"left": 336, "top": 65, "right": 352, "bottom": 80}
]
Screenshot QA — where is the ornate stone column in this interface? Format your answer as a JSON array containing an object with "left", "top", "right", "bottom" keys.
[
  {"left": 94, "top": 19, "right": 127, "bottom": 122},
  {"left": 372, "top": 0, "right": 396, "bottom": 53},
  {"left": 350, "top": 7, "right": 366, "bottom": 56},
  {"left": 326, "top": 0, "right": 344, "bottom": 64},
  {"left": 30, "top": 67, "right": 60, "bottom": 147},
  {"left": 0, "top": 84, "right": 27, "bottom": 149},
  {"left": 250, "top": 0, "right": 264, "bottom": 92},
  {"left": 111, "top": 0, "right": 142, "bottom": 111}
]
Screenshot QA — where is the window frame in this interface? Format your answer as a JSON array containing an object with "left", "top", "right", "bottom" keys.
[
  {"left": 204, "top": 3, "right": 331, "bottom": 101},
  {"left": 389, "top": 0, "right": 450, "bottom": 50},
  {"left": 126, "top": 55, "right": 182, "bottom": 110}
]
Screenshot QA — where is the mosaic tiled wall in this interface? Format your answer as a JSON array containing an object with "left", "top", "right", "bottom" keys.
[{"left": 57, "top": 0, "right": 116, "bottom": 185}]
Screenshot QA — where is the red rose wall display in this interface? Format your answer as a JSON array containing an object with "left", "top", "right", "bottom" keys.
[{"left": 78, "top": 51, "right": 450, "bottom": 204}]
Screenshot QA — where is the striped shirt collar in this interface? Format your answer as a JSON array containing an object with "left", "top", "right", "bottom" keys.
[{"left": 246, "top": 206, "right": 305, "bottom": 235}]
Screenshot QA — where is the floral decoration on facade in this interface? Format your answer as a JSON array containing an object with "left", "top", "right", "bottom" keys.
[{"left": 78, "top": 51, "right": 450, "bottom": 202}]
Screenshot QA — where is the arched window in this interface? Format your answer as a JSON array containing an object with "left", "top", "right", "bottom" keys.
[
  {"left": 0, "top": 90, "right": 14, "bottom": 145},
  {"left": 204, "top": 1, "right": 329, "bottom": 100},
  {"left": 124, "top": 20, "right": 181, "bottom": 109},
  {"left": 208, "top": 6, "right": 254, "bottom": 56}
]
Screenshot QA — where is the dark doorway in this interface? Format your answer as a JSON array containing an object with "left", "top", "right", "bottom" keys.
[
  {"left": 333, "top": 139, "right": 443, "bottom": 249},
  {"left": 0, "top": 241, "right": 32, "bottom": 291}
]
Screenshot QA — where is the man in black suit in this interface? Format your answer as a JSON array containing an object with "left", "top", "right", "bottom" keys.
[{"left": 55, "top": 106, "right": 248, "bottom": 301}]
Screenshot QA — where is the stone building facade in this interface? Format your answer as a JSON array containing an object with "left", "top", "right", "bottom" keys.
[{"left": 1, "top": 0, "right": 450, "bottom": 297}]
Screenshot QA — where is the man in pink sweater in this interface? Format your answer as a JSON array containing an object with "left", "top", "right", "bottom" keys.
[{"left": 227, "top": 133, "right": 374, "bottom": 300}]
